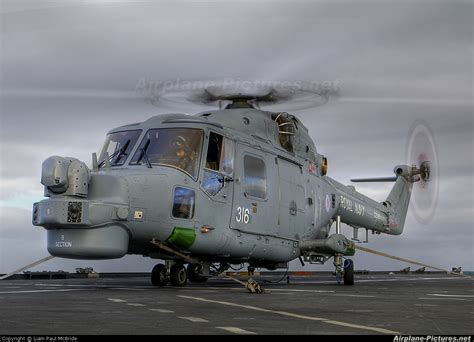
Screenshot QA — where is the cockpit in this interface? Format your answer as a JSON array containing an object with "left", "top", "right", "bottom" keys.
[
  {"left": 99, "top": 128, "right": 204, "bottom": 178},
  {"left": 130, "top": 128, "right": 203, "bottom": 179},
  {"left": 98, "top": 128, "right": 234, "bottom": 191}
]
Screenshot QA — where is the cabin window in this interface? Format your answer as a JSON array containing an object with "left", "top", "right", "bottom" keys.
[
  {"left": 202, "top": 133, "right": 234, "bottom": 195},
  {"left": 243, "top": 155, "right": 267, "bottom": 199},
  {"left": 172, "top": 187, "right": 195, "bottom": 219}
]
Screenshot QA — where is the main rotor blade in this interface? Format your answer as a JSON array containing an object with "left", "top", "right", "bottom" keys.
[
  {"left": 354, "top": 245, "right": 466, "bottom": 276},
  {"left": 351, "top": 177, "right": 397, "bottom": 182}
]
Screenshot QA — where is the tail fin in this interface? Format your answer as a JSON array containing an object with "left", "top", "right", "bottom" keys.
[{"left": 384, "top": 169, "right": 414, "bottom": 235}]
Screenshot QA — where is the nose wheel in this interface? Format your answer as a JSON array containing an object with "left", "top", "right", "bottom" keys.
[
  {"left": 151, "top": 262, "right": 188, "bottom": 287},
  {"left": 170, "top": 264, "right": 188, "bottom": 287}
]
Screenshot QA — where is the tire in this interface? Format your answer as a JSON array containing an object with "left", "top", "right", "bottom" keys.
[
  {"left": 187, "top": 264, "right": 208, "bottom": 283},
  {"left": 170, "top": 264, "right": 188, "bottom": 287},
  {"left": 343, "top": 259, "right": 354, "bottom": 286},
  {"left": 151, "top": 264, "right": 168, "bottom": 287}
]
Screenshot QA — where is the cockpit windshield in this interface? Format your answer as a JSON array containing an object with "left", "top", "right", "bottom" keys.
[
  {"left": 98, "top": 130, "right": 142, "bottom": 167},
  {"left": 130, "top": 128, "right": 203, "bottom": 179}
]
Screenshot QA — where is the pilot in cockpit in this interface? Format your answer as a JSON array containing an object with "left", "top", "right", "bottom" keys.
[{"left": 173, "top": 136, "right": 196, "bottom": 175}]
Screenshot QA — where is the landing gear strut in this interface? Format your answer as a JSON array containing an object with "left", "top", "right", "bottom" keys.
[
  {"left": 334, "top": 254, "right": 354, "bottom": 285},
  {"left": 334, "top": 254, "right": 344, "bottom": 284},
  {"left": 332, "top": 215, "right": 355, "bottom": 286}
]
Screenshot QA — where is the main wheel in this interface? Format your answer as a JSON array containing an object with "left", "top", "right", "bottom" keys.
[
  {"left": 151, "top": 264, "right": 169, "bottom": 287},
  {"left": 187, "top": 264, "right": 208, "bottom": 283},
  {"left": 170, "top": 264, "right": 188, "bottom": 287},
  {"left": 343, "top": 259, "right": 354, "bottom": 286}
]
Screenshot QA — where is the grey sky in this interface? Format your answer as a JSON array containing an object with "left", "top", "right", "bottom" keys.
[{"left": 0, "top": 0, "right": 472, "bottom": 274}]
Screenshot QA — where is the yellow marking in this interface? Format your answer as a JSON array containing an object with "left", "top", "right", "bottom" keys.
[{"left": 178, "top": 295, "right": 400, "bottom": 334}]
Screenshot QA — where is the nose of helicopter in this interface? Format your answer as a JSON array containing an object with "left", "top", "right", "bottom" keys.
[{"left": 33, "top": 169, "right": 132, "bottom": 259}]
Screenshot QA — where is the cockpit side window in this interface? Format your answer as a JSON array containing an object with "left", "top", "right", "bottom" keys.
[
  {"left": 202, "top": 133, "right": 234, "bottom": 196},
  {"left": 220, "top": 137, "right": 235, "bottom": 177},
  {"left": 206, "top": 133, "right": 223, "bottom": 171}
]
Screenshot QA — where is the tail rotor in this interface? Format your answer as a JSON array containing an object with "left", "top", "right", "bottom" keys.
[{"left": 406, "top": 119, "right": 439, "bottom": 224}]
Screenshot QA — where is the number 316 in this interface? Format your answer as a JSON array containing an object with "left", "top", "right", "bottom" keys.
[{"left": 236, "top": 206, "right": 250, "bottom": 224}]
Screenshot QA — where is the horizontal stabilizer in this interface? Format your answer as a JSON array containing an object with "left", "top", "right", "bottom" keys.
[{"left": 351, "top": 177, "right": 397, "bottom": 183}]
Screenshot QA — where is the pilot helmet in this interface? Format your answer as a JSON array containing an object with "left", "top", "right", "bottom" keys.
[{"left": 172, "top": 136, "right": 191, "bottom": 154}]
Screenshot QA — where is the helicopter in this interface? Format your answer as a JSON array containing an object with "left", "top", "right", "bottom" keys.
[{"left": 32, "top": 85, "right": 437, "bottom": 287}]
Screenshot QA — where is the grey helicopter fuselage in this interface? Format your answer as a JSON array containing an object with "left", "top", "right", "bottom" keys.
[{"left": 33, "top": 105, "right": 416, "bottom": 275}]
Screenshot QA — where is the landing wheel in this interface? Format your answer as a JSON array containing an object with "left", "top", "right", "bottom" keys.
[
  {"left": 170, "top": 264, "right": 188, "bottom": 287},
  {"left": 343, "top": 259, "right": 354, "bottom": 286},
  {"left": 151, "top": 264, "right": 169, "bottom": 287},
  {"left": 187, "top": 264, "right": 208, "bottom": 283}
]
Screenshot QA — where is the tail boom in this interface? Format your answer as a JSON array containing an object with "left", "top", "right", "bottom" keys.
[{"left": 327, "top": 164, "right": 416, "bottom": 235}]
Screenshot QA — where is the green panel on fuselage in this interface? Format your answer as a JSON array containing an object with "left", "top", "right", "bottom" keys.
[{"left": 167, "top": 227, "right": 196, "bottom": 249}]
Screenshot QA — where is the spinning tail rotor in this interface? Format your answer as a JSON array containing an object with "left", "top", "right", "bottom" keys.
[
  {"left": 351, "top": 119, "right": 439, "bottom": 225},
  {"left": 406, "top": 119, "right": 439, "bottom": 224}
]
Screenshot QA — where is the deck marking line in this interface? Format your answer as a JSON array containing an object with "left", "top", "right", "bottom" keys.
[
  {"left": 108, "top": 298, "right": 127, "bottom": 303},
  {"left": 427, "top": 294, "right": 474, "bottom": 298},
  {"left": 149, "top": 309, "right": 174, "bottom": 313},
  {"left": 216, "top": 327, "right": 257, "bottom": 335},
  {"left": 178, "top": 316, "right": 209, "bottom": 323},
  {"left": 0, "top": 289, "right": 88, "bottom": 294},
  {"left": 414, "top": 304, "right": 438, "bottom": 307},
  {"left": 178, "top": 295, "right": 400, "bottom": 334},
  {"left": 418, "top": 297, "right": 467, "bottom": 301}
]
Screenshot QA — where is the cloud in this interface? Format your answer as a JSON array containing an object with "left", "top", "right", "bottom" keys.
[{"left": 0, "top": 0, "right": 472, "bottom": 274}]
